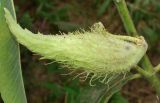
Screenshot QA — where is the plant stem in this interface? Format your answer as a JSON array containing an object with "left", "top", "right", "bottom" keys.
[
  {"left": 155, "top": 64, "right": 160, "bottom": 73},
  {"left": 128, "top": 74, "right": 141, "bottom": 80},
  {"left": 147, "top": 75, "right": 160, "bottom": 95},
  {"left": 140, "top": 55, "right": 153, "bottom": 71},
  {"left": 113, "top": 0, "right": 137, "bottom": 36},
  {"left": 113, "top": 0, "right": 153, "bottom": 71},
  {"left": 135, "top": 66, "right": 160, "bottom": 95},
  {"left": 113, "top": 0, "right": 160, "bottom": 96}
]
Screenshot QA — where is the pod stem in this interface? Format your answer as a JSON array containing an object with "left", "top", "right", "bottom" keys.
[
  {"left": 155, "top": 64, "right": 160, "bottom": 73},
  {"left": 113, "top": 0, "right": 153, "bottom": 70},
  {"left": 135, "top": 66, "right": 160, "bottom": 95},
  {"left": 113, "top": 0, "right": 160, "bottom": 96},
  {"left": 113, "top": 0, "right": 137, "bottom": 36}
]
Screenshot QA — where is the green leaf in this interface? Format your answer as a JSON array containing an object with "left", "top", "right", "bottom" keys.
[
  {"left": 0, "top": 0, "right": 27, "bottom": 103},
  {"left": 66, "top": 74, "right": 129, "bottom": 103},
  {"left": 109, "top": 92, "right": 128, "bottom": 103},
  {"left": 97, "top": 0, "right": 112, "bottom": 17}
]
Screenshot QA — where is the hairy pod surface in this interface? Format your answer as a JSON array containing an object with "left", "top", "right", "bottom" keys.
[{"left": 4, "top": 8, "right": 148, "bottom": 85}]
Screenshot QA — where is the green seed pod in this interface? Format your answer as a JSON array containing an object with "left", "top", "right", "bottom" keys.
[{"left": 4, "top": 8, "right": 148, "bottom": 85}]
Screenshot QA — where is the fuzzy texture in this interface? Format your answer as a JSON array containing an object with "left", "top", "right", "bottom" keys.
[{"left": 4, "top": 8, "right": 148, "bottom": 84}]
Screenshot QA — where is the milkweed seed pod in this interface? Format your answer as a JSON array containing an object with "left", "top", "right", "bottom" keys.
[{"left": 4, "top": 8, "right": 148, "bottom": 85}]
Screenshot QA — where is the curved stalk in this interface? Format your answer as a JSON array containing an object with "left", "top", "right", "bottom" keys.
[
  {"left": 113, "top": 0, "right": 160, "bottom": 96},
  {"left": 113, "top": 0, "right": 153, "bottom": 71},
  {"left": 135, "top": 66, "right": 160, "bottom": 95}
]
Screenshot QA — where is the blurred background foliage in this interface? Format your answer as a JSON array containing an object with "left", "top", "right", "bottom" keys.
[{"left": 2, "top": 0, "right": 159, "bottom": 103}]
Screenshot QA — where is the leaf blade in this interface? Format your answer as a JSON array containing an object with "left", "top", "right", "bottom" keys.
[{"left": 0, "top": 0, "right": 27, "bottom": 103}]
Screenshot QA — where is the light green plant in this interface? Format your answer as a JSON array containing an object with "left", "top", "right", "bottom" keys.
[
  {"left": 5, "top": 8, "right": 148, "bottom": 86},
  {"left": 0, "top": 0, "right": 160, "bottom": 103}
]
